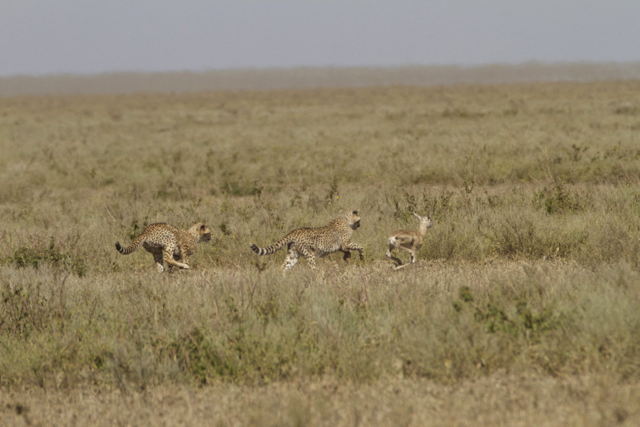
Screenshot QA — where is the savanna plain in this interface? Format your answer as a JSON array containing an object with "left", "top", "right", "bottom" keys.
[{"left": 1, "top": 80, "right": 640, "bottom": 426}]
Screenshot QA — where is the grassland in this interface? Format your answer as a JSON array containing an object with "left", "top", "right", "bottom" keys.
[
  {"left": 2, "top": 62, "right": 640, "bottom": 96},
  {"left": 1, "top": 80, "right": 640, "bottom": 426}
]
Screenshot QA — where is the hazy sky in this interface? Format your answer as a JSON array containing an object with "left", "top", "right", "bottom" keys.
[{"left": 2, "top": 0, "right": 639, "bottom": 76}]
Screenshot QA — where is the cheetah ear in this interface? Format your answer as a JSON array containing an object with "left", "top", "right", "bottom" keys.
[
  {"left": 352, "top": 210, "right": 359, "bottom": 215},
  {"left": 200, "top": 224, "right": 207, "bottom": 231}
]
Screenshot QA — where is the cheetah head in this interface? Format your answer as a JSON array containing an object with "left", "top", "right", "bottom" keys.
[
  {"left": 347, "top": 210, "right": 361, "bottom": 230},
  {"left": 192, "top": 223, "right": 212, "bottom": 243}
]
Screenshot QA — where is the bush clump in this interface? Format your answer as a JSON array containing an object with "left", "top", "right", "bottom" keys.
[
  {"left": 6, "top": 237, "right": 86, "bottom": 277},
  {"left": 532, "top": 181, "right": 583, "bottom": 214}
]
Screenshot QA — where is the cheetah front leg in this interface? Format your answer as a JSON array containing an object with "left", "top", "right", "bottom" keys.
[
  {"left": 162, "top": 246, "right": 189, "bottom": 270},
  {"left": 342, "top": 242, "right": 365, "bottom": 261}
]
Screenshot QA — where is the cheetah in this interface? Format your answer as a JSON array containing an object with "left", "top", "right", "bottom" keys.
[
  {"left": 249, "top": 210, "right": 364, "bottom": 271},
  {"left": 115, "top": 222, "right": 211, "bottom": 272}
]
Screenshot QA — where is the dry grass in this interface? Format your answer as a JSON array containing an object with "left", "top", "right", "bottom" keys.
[
  {"left": 1, "top": 79, "right": 640, "bottom": 425},
  {"left": 3, "top": 375, "right": 640, "bottom": 426}
]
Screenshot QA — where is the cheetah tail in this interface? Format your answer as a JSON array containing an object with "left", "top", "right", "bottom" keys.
[
  {"left": 249, "top": 235, "right": 292, "bottom": 256},
  {"left": 115, "top": 235, "right": 145, "bottom": 255}
]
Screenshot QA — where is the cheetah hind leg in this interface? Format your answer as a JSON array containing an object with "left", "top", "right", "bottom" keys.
[
  {"left": 298, "top": 246, "right": 316, "bottom": 270},
  {"left": 282, "top": 246, "right": 300, "bottom": 271},
  {"left": 150, "top": 250, "right": 165, "bottom": 272}
]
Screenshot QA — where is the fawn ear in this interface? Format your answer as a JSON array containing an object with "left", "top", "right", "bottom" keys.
[{"left": 413, "top": 212, "right": 421, "bottom": 219}]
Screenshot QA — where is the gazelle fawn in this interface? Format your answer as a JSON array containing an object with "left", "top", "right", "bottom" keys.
[{"left": 386, "top": 212, "right": 433, "bottom": 270}]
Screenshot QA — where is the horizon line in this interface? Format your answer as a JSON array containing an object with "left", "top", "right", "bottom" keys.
[{"left": 2, "top": 62, "right": 640, "bottom": 97}]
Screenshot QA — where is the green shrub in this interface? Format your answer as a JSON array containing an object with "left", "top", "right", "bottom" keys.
[
  {"left": 6, "top": 238, "right": 86, "bottom": 277},
  {"left": 532, "top": 181, "right": 583, "bottom": 214}
]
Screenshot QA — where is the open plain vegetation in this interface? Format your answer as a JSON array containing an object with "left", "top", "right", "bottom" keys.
[{"left": 1, "top": 79, "right": 640, "bottom": 425}]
